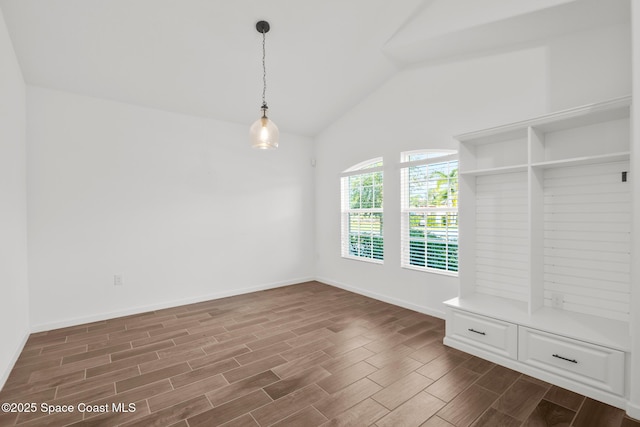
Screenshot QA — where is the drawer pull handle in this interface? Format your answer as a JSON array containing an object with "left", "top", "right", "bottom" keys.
[
  {"left": 468, "top": 328, "right": 486, "bottom": 336},
  {"left": 552, "top": 354, "right": 578, "bottom": 364}
]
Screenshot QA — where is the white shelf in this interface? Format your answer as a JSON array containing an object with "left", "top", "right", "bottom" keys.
[
  {"left": 455, "top": 95, "right": 631, "bottom": 144},
  {"left": 458, "top": 127, "right": 528, "bottom": 146},
  {"left": 462, "top": 152, "right": 630, "bottom": 174},
  {"left": 460, "top": 164, "right": 528, "bottom": 176},
  {"left": 531, "top": 97, "right": 631, "bottom": 133},
  {"left": 456, "top": 96, "right": 632, "bottom": 320},
  {"left": 449, "top": 95, "right": 634, "bottom": 414},
  {"left": 444, "top": 294, "right": 528, "bottom": 322},
  {"left": 531, "top": 152, "right": 630, "bottom": 169}
]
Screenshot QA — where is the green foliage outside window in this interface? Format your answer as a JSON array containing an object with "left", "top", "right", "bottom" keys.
[
  {"left": 349, "top": 234, "right": 384, "bottom": 260},
  {"left": 349, "top": 172, "right": 383, "bottom": 209},
  {"left": 345, "top": 168, "right": 384, "bottom": 261},
  {"left": 408, "top": 229, "right": 458, "bottom": 272},
  {"left": 408, "top": 164, "right": 458, "bottom": 209}
]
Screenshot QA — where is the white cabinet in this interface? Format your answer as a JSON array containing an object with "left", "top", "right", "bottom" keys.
[
  {"left": 519, "top": 327, "right": 625, "bottom": 396},
  {"left": 444, "top": 96, "right": 633, "bottom": 411},
  {"left": 447, "top": 309, "right": 517, "bottom": 359}
]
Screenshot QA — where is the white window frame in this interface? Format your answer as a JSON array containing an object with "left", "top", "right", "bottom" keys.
[
  {"left": 340, "top": 158, "right": 384, "bottom": 264},
  {"left": 400, "top": 150, "right": 458, "bottom": 275}
]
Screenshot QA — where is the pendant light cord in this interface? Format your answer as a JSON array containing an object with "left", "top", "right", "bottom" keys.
[{"left": 261, "top": 29, "right": 267, "bottom": 109}]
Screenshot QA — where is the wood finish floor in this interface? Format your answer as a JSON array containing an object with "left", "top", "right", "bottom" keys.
[{"left": 1, "top": 281, "right": 638, "bottom": 427}]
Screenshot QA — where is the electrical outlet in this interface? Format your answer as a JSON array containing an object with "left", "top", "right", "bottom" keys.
[
  {"left": 114, "top": 275, "right": 123, "bottom": 286},
  {"left": 551, "top": 293, "right": 563, "bottom": 309}
]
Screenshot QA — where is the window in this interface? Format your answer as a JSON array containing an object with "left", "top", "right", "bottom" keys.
[
  {"left": 341, "top": 158, "right": 383, "bottom": 262},
  {"left": 401, "top": 150, "right": 458, "bottom": 274}
]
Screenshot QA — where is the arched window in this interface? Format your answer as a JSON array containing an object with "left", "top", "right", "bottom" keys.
[
  {"left": 400, "top": 150, "right": 458, "bottom": 274},
  {"left": 340, "top": 158, "right": 383, "bottom": 263}
]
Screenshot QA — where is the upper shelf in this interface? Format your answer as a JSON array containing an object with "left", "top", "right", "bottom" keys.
[
  {"left": 531, "top": 152, "right": 631, "bottom": 169},
  {"left": 461, "top": 164, "right": 528, "bottom": 176},
  {"left": 456, "top": 96, "right": 631, "bottom": 145}
]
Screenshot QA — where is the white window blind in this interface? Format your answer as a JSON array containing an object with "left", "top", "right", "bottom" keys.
[
  {"left": 340, "top": 158, "right": 384, "bottom": 263},
  {"left": 400, "top": 151, "right": 458, "bottom": 274}
]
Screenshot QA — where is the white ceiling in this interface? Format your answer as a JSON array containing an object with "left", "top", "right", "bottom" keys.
[{"left": 0, "top": 0, "right": 629, "bottom": 136}]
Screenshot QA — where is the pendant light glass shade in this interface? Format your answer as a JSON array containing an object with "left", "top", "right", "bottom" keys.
[{"left": 250, "top": 107, "right": 279, "bottom": 149}]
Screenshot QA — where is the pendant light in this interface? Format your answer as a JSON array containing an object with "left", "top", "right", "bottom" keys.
[{"left": 250, "top": 20, "right": 279, "bottom": 149}]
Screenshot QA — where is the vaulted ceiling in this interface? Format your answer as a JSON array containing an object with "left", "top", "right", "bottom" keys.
[{"left": 0, "top": 0, "right": 629, "bottom": 136}]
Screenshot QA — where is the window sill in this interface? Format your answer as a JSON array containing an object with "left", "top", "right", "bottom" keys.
[
  {"left": 402, "top": 264, "right": 458, "bottom": 277},
  {"left": 342, "top": 255, "right": 384, "bottom": 265}
]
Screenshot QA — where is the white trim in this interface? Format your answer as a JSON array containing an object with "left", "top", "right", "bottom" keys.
[
  {"left": 316, "top": 277, "right": 446, "bottom": 319},
  {"left": 341, "top": 157, "right": 384, "bottom": 174},
  {"left": 627, "top": 401, "right": 640, "bottom": 420},
  {"left": 0, "top": 330, "right": 30, "bottom": 390},
  {"left": 398, "top": 153, "right": 459, "bottom": 169},
  {"left": 346, "top": 208, "right": 384, "bottom": 214},
  {"left": 340, "top": 165, "right": 384, "bottom": 177},
  {"left": 402, "top": 264, "right": 459, "bottom": 277},
  {"left": 455, "top": 95, "right": 631, "bottom": 142},
  {"left": 30, "top": 276, "right": 314, "bottom": 333},
  {"left": 13, "top": 276, "right": 639, "bottom": 419},
  {"left": 341, "top": 255, "right": 384, "bottom": 265},
  {"left": 403, "top": 206, "right": 457, "bottom": 213},
  {"left": 29, "top": 275, "right": 444, "bottom": 333}
]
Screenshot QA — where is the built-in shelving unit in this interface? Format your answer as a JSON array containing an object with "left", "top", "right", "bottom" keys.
[{"left": 444, "top": 96, "right": 633, "bottom": 411}]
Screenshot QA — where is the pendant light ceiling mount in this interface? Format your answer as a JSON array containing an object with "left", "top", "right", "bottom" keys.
[
  {"left": 249, "top": 19, "right": 279, "bottom": 150},
  {"left": 256, "top": 20, "right": 270, "bottom": 34}
]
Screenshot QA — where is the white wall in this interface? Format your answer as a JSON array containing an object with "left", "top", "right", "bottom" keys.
[
  {"left": 315, "top": 24, "right": 631, "bottom": 318},
  {"left": 27, "top": 87, "right": 315, "bottom": 331},
  {"left": 0, "top": 8, "right": 29, "bottom": 387}
]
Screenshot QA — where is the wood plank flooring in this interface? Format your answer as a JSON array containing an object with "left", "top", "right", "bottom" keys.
[{"left": 1, "top": 281, "right": 638, "bottom": 427}]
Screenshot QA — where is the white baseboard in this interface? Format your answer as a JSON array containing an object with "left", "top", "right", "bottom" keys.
[
  {"left": 627, "top": 401, "right": 640, "bottom": 421},
  {"left": 30, "top": 276, "right": 444, "bottom": 333},
  {"left": 30, "top": 276, "right": 314, "bottom": 333},
  {"left": 0, "top": 330, "right": 30, "bottom": 390},
  {"left": 316, "top": 276, "right": 445, "bottom": 320},
  {"left": 16, "top": 276, "right": 640, "bottom": 421}
]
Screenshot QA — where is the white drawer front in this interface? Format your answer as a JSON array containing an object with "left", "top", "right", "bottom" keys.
[
  {"left": 448, "top": 310, "right": 517, "bottom": 359},
  {"left": 518, "top": 327, "right": 625, "bottom": 395}
]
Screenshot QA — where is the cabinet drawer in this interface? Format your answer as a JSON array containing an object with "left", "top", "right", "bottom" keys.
[
  {"left": 447, "top": 310, "right": 517, "bottom": 359},
  {"left": 518, "top": 327, "right": 624, "bottom": 395}
]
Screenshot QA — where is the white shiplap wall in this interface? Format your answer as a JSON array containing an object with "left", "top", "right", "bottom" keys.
[
  {"left": 475, "top": 171, "right": 529, "bottom": 301},
  {"left": 543, "top": 161, "right": 631, "bottom": 321}
]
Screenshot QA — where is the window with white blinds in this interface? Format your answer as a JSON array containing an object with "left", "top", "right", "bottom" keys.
[
  {"left": 340, "top": 158, "right": 384, "bottom": 263},
  {"left": 400, "top": 150, "right": 458, "bottom": 274}
]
